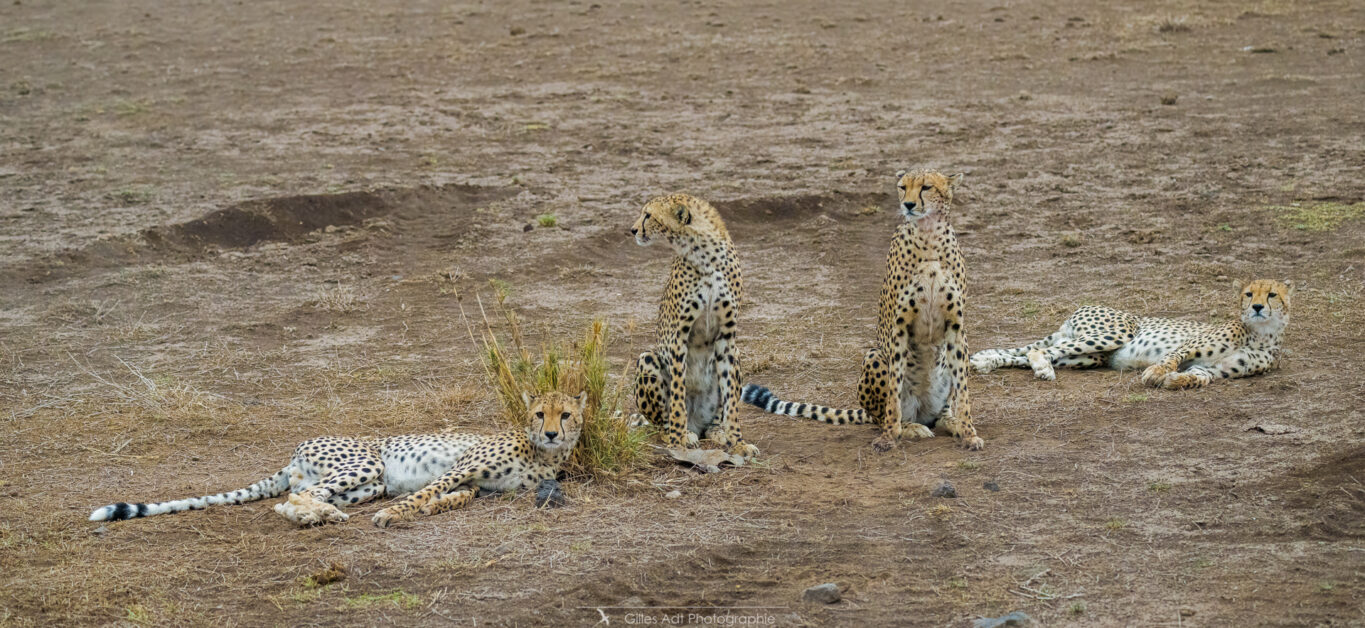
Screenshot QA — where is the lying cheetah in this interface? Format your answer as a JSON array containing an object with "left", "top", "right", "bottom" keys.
[
  {"left": 970, "top": 279, "right": 1292, "bottom": 389},
  {"left": 742, "top": 170, "right": 984, "bottom": 451},
  {"left": 629, "top": 193, "right": 758, "bottom": 458},
  {"left": 90, "top": 392, "right": 584, "bottom": 528}
]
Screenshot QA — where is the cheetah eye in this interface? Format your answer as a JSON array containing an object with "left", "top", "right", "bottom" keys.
[
  {"left": 535, "top": 411, "right": 544, "bottom": 419},
  {"left": 1268, "top": 292, "right": 1277, "bottom": 298},
  {"left": 560, "top": 412, "right": 571, "bottom": 420},
  {"left": 1244, "top": 292, "right": 1252, "bottom": 298},
  {"left": 921, "top": 185, "right": 932, "bottom": 192},
  {"left": 897, "top": 185, "right": 906, "bottom": 191}
]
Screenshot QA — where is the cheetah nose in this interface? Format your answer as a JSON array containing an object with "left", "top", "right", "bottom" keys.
[
  {"left": 1252, "top": 304, "right": 1265, "bottom": 313},
  {"left": 544, "top": 431, "right": 559, "bottom": 442},
  {"left": 903, "top": 201, "right": 917, "bottom": 211},
  {"left": 630, "top": 227, "right": 638, "bottom": 235}
]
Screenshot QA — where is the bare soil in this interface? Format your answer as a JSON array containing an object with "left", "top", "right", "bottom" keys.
[{"left": 3, "top": 0, "right": 1364, "bottom": 625}]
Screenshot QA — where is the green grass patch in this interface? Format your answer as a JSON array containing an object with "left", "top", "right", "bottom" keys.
[
  {"left": 1269, "top": 201, "right": 1365, "bottom": 231},
  {"left": 342, "top": 591, "right": 422, "bottom": 611},
  {"left": 1148, "top": 481, "right": 1172, "bottom": 493},
  {"left": 536, "top": 213, "right": 558, "bottom": 228},
  {"left": 1104, "top": 518, "right": 1127, "bottom": 531},
  {"left": 1123, "top": 393, "right": 1149, "bottom": 403}
]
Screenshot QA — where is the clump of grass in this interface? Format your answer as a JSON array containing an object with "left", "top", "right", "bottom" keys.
[
  {"left": 1060, "top": 233, "right": 1083, "bottom": 248},
  {"left": 1104, "top": 518, "right": 1127, "bottom": 531},
  {"left": 476, "top": 293, "right": 649, "bottom": 479},
  {"left": 1069, "top": 600, "right": 1088, "bottom": 615},
  {"left": 535, "top": 213, "right": 558, "bottom": 228},
  {"left": 1123, "top": 393, "right": 1149, "bottom": 403},
  {"left": 342, "top": 590, "right": 422, "bottom": 610},
  {"left": 311, "top": 284, "right": 364, "bottom": 312},
  {"left": 957, "top": 460, "right": 980, "bottom": 471},
  {"left": 1155, "top": 16, "right": 1191, "bottom": 33},
  {"left": 1148, "top": 480, "right": 1172, "bottom": 493},
  {"left": 1318, "top": 581, "right": 1336, "bottom": 594},
  {"left": 124, "top": 604, "right": 153, "bottom": 624},
  {"left": 1269, "top": 201, "right": 1365, "bottom": 231}
]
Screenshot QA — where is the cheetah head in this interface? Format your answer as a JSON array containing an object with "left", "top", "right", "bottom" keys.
[
  {"left": 630, "top": 194, "right": 728, "bottom": 249},
  {"left": 521, "top": 391, "right": 586, "bottom": 452},
  {"left": 895, "top": 170, "right": 964, "bottom": 220},
  {"left": 1236, "top": 278, "right": 1293, "bottom": 329}
]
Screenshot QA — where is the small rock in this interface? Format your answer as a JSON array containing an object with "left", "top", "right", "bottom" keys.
[
  {"left": 1160, "top": 92, "right": 1178, "bottom": 106},
  {"left": 523, "top": 223, "right": 534, "bottom": 232},
  {"left": 1180, "top": 608, "right": 1196, "bottom": 617},
  {"left": 535, "top": 479, "right": 567, "bottom": 508},
  {"left": 91, "top": 526, "right": 108, "bottom": 536},
  {"left": 509, "top": 26, "right": 526, "bottom": 36},
  {"left": 931, "top": 481, "right": 957, "bottom": 498},
  {"left": 664, "top": 490, "right": 682, "bottom": 500},
  {"left": 983, "top": 480, "right": 1000, "bottom": 492},
  {"left": 802, "top": 583, "right": 841, "bottom": 604},
  {"left": 974, "top": 611, "right": 1032, "bottom": 628}
]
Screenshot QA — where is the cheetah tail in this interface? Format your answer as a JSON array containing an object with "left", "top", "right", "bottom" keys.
[
  {"left": 739, "top": 384, "right": 868, "bottom": 425},
  {"left": 89, "top": 465, "right": 293, "bottom": 522}
]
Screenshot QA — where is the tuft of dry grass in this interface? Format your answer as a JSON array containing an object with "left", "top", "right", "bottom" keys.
[
  {"left": 310, "top": 284, "right": 364, "bottom": 312},
  {"left": 475, "top": 293, "right": 650, "bottom": 480}
]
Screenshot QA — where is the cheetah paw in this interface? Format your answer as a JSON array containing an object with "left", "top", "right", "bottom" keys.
[
  {"left": 871, "top": 435, "right": 898, "bottom": 452},
  {"left": 1026, "top": 350, "right": 1055, "bottom": 381},
  {"left": 1162, "top": 372, "right": 1203, "bottom": 390},
  {"left": 684, "top": 431, "right": 701, "bottom": 447},
  {"left": 627, "top": 413, "right": 652, "bottom": 428},
  {"left": 962, "top": 436, "right": 985, "bottom": 451},
  {"left": 1141, "top": 365, "right": 1172, "bottom": 387},
  {"left": 905, "top": 424, "right": 935, "bottom": 440},
  {"left": 371, "top": 507, "right": 407, "bottom": 528},
  {"left": 968, "top": 353, "right": 998, "bottom": 374},
  {"left": 729, "top": 442, "right": 760, "bottom": 460},
  {"left": 274, "top": 493, "right": 348, "bottom": 527}
]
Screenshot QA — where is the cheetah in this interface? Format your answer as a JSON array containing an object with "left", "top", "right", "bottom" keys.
[
  {"left": 89, "top": 391, "right": 584, "bottom": 528},
  {"left": 629, "top": 193, "right": 758, "bottom": 459},
  {"left": 970, "top": 279, "right": 1292, "bottom": 389},
  {"left": 741, "top": 170, "right": 984, "bottom": 452}
]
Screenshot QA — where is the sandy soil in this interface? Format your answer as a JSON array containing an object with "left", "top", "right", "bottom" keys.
[{"left": 2, "top": 0, "right": 1364, "bottom": 625}]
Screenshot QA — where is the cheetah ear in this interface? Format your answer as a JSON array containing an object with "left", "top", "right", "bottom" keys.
[
  {"left": 1282, "top": 279, "right": 1295, "bottom": 297},
  {"left": 947, "top": 172, "right": 965, "bottom": 189},
  {"left": 895, "top": 169, "right": 907, "bottom": 180},
  {"left": 1232, "top": 277, "right": 1248, "bottom": 291},
  {"left": 574, "top": 391, "right": 587, "bottom": 410},
  {"left": 673, "top": 203, "right": 691, "bottom": 225},
  {"left": 521, "top": 391, "right": 535, "bottom": 409}
]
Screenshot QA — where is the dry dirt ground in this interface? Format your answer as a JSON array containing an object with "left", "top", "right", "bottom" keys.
[{"left": 3, "top": 0, "right": 1364, "bottom": 625}]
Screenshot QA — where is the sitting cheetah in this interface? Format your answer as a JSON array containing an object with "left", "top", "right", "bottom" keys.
[
  {"left": 90, "top": 392, "right": 584, "bottom": 528},
  {"left": 970, "top": 279, "right": 1292, "bottom": 389},
  {"left": 742, "top": 170, "right": 984, "bottom": 451},
  {"left": 629, "top": 193, "right": 758, "bottom": 459}
]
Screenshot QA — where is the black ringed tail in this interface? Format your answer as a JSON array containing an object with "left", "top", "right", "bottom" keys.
[
  {"left": 89, "top": 466, "right": 293, "bottom": 522},
  {"left": 740, "top": 383, "right": 867, "bottom": 425}
]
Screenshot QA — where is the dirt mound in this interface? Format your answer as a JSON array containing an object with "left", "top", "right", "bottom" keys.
[
  {"left": 1272, "top": 446, "right": 1365, "bottom": 540},
  {"left": 2, "top": 184, "right": 514, "bottom": 288}
]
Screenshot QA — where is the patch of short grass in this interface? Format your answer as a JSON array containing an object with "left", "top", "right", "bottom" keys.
[
  {"left": 1069, "top": 600, "right": 1088, "bottom": 615},
  {"left": 957, "top": 460, "right": 980, "bottom": 471},
  {"left": 1060, "top": 233, "right": 1083, "bottom": 248},
  {"left": 311, "top": 284, "right": 364, "bottom": 313},
  {"left": 1269, "top": 201, "right": 1365, "bottom": 231},
  {"left": 342, "top": 590, "right": 422, "bottom": 611},
  {"left": 1123, "top": 393, "right": 1149, "bottom": 403},
  {"left": 1318, "top": 581, "right": 1336, "bottom": 594},
  {"left": 1104, "top": 518, "right": 1127, "bottom": 531},
  {"left": 124, "top": 604, "right": 153, "bottom": 624},
  {"left": 1148, "top": 481, "right": 1172, "bottom": 493},
  {"left": 536, "top": 213, "right": 558, "bottom": 228}
]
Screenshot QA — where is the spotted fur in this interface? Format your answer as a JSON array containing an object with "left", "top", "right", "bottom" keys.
[
  {"left": 970, "top": 280, "right": 1292, "bottom": 389},
  {"left": 629, "top": 194, "right": 758, "bottom": 459},
  {"left": 741, "top": 170, "right": 984, "bottom": 451},
  {"left": 90, "top": 392, "right": 585, "bottom": 528}
]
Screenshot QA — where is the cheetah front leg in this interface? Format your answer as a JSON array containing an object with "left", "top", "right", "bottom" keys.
[
  {"left": 631, "top": 350, "right": 669, "bottom": 428},
  {"left": 871, "top": 334, "right": 908, "bottom": 452},
  {"left": 372, "top": 460, "right": 479, "bottom": 528},
  {"left": 705, "top": 320, "right": 758, "bottom": 459},
  {"left": 936, "top": 315, "right": 984, "bottom": 450},
  {"left": 662, "top": 334, "right": 697, "bottom": 448},
  {"left": 1161, "top": 348, "right": 1277, "bottom": 390}
]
